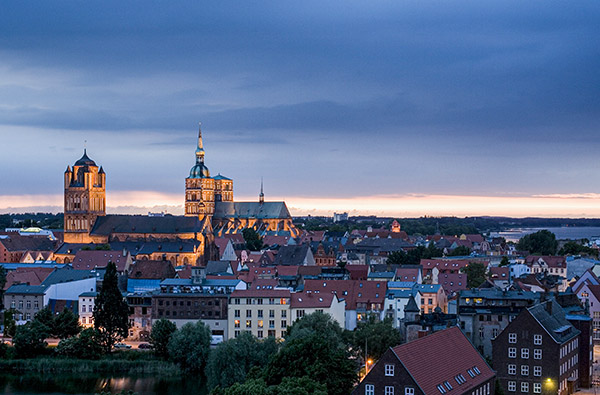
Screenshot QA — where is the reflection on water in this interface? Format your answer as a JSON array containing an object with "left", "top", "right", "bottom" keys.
[{"left": 0, "top": 373, "right": 207, "bottom": 395}]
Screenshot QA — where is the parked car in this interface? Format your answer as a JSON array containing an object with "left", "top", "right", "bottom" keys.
[
  {"left": 137, "top": 343, "right": 152, "bottom": 350},
  {"left": 113, "top": 343, "right": 132, "bottom": 349}
]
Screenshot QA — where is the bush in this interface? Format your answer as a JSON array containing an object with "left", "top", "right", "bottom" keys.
[
  {"left": 13, "top": 321, "right": 49, "bottom": 358},
  {"left": 56, "top": 328, "right": 103, "bottom": 359},
  {"left": 150, "top": 318, "right": 177, "bottom": 359},
  {"left": 167, "top": 321, "right": 211, "bottom": 373}
]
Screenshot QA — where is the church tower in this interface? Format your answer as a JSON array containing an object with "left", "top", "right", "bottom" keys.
[
  {"left": 64, "top": 150, "right": 106, "bottom": 243},
  {"left": 185, "top": 123, "right": 216, "bottom": 217}
]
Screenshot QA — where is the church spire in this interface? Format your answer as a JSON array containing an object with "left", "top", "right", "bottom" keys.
[
  {"left": 259, "top": 177, "right": 264, "bottom": 204},
  {"left": 195, "top": 122, "right": 205, "bottom": 164}
]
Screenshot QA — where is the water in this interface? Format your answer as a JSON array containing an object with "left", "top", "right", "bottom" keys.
[
  {"left": 0, "top": 374, "right": 207, "bottom": 395},
  {"left": 490, "top": 227, "right": 600, "bottom": 243}
]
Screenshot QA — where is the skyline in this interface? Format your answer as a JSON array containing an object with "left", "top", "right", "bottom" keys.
[{"left": 1, "top": 2, "right": 600, "bottom": 217}]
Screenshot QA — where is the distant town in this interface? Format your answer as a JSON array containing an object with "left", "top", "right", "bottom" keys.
[{"left": 0, "top": 129, "right": 597, "bottom": 395}]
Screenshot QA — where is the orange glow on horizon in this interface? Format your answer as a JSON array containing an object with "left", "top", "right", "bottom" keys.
[{"left": 2, "top": 192, "right": 600, "bottom": 218}]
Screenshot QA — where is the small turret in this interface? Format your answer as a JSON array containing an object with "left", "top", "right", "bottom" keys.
[{"left": 259, "top": 177, "right": 264, "bottom": 204}]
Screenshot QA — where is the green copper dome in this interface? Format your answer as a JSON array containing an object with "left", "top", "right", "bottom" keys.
[{"left": 189, "top": 163, "right": 210, "bottom": 178}]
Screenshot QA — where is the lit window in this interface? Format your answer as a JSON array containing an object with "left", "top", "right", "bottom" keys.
[
  {"left": 385, "top": 386, "right": 394, "bottom": 395},
  {"left": 521, "top": 382, "right": 529, "bottom": 392},
  {"left": 533, "top": 383, "right": 541, "bottom": 393},
  {"left": 533, "top": 366, "right": 542, "bottom": 376},
  {"left": 385, "top": 364, "right": 395, "bottom": 376},
  {"left": 365, "top": 384, "right": 374, "bottom": 395}
]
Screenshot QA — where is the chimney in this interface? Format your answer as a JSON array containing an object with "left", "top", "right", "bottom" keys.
[{"left": 545, "top": 300, "right": 553, "bottom": 315}]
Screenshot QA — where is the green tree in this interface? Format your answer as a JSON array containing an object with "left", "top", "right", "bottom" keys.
[
  {"left": 13, "top": 320, "right": 49, "bottom": 358},
  {"left": 56, "top": 328, "right": 103, "bottom": 359},
  {"left": 462, "top": 262, "right": 487, "bottom": 288},
  {"left": 448, "top": 245, "right": 471, "bottom": 256},
  {"left": 54, "top": 308, "right": 81, "bottom": 339},
  {"left": 517, "top": 230, "right": 558, "bottom": 255},
  {"left": 3, "top": 308, "right": 17, "bottom": 338},
  {"left": 168, "top": 321, "right": 211, "bottom": 372},
  {"left": 274, "top": 377, "right": 328, "bottom": 395},
  {"left": 0, "top": 266, "right": 6, "bottom": 310},
  {"left": 220, "top": 379, "right": 270, "bottom": 395},
  {"left": 559, "top": 241, "right": 598, "bottom": 258},
  {"left": 265, "top": 312, "right": 357, "bottom": 395},
  {"left": 150, "top": 318, "right": 177, "bottom": 359},
  {"left": 93, "top": 262, "right": 130, "bottom": 353},
  {"left": 33, "top": 307, "right": 54, "bottom": 333},
  {"left": 499, "top": 256, "right": 510, "bottom": 267},
  {"left": 242, "top": 228, "right": 264, "bottom": 251},
  {"left": 206, "top": 332, "right": 279, "bottom": 389},
  {"left": 350, "top": 316, "right": 402, "bottom": 360}
]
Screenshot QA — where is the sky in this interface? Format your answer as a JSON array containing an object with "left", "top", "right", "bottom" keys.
[{"left": 1, "top": 1, "right": 600, "bottom": 217}]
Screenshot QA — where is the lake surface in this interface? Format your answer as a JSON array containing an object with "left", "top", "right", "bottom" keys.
[
  {"left": 0, "top": 374, "right": 207, "bottom": 395},
  {"left": 490, "top": 227, "right": 600, "bottom": 243}
]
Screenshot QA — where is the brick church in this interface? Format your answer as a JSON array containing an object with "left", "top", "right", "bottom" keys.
[{"left": 61, "top": 124, "right": 298, "bottom": 265}]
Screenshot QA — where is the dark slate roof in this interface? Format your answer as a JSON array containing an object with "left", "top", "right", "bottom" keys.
[
  {"left": 128, "top": 260, "right": 177, "bottom": 280},
  {"left": 404, "top": 295, "right": 420, "bottom": 312},
  {"left": 528, "top": 300, "right": 580, "bottom": 344},
  {"left": 212, "top": 174, "right": 231, "bottom": 180},
  {"left": 205, "top": 260, "right": 231, "bottom": 275},
  {"left": 5, "top": 284, "right": 47, "bottom": 295},
  {"left": 273, "top": 244, "right": 310, "bottom": 266},
  {"left": 349, "top": 237, "right": 413, "bottom": 252},
  {"left": 0, "top": 234, "right": 57, "bottom": 252},
  {"left": 213, "top": 201, "right": 291, "bottom": 220},
  {"left": 136, "top": 240, "right": 200, "bottom": 254},
  {"left": 91, "top": 215, "right": 207, "bottom": 235},
  {"left": 74, "top": 150, "right": 97, "bottom": 166},
  {"left": 42, "top": 267, "right": 96, "bottom": 285}
]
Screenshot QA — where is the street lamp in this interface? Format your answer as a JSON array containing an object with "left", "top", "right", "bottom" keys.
[{"left": 544, "top": 378, "right": 555, "bottom": 394}]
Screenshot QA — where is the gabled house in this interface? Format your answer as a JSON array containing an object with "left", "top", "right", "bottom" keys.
[{"left": 354, "top": 326, "right": 495, "bottom": 395}]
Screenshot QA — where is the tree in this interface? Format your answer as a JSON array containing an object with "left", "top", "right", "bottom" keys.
[
  {"left": 350, "top": 316, "right": 402, "bottom": 360},
  {"left": 167, "top": 321, "right": 211, "bottom": 372},
  {"left": 0, "top": 266, "right": 6, "bottom": 310},
  {"left": 517, "top": 230, "right": 558, "bottom": 255},
  {"left": 2, "top": 308, "right": 17, "bottom": 338},
  {"left": 33, "top": 307, "right": 54, "bottom": 333},
  {"left": 206, "top": 332, "right": 279, "bottom": 389},
  {"left": 93, "top": 261, "right": 130, "bottom": 353},
  {"left": 265, "top": 312, "right": 357, "bottom": 395},
  {"left": 13, "top": 320, "right": 49, "bottom": 358},
  {"left": 499, "top": 256, "right": 510, "bottom": 267},
  {"left": 448, "top": 245, "right": 471, "bottom": 256},
  {"left": 559, "top": 241, "right": 598, "bottom": 258},
  {"left": 462, "top": 262, "right": 487, "bottom": 289},
  {"left": 53, "top": 308, "right": 81, "bottom": 339},
  {"left": 274, "top": 376, "right": 328, "bottom": 395},
  {"left": 150, "top": 318, "right": 177, "bottom": 359},
  {"left": 242, "top": 228, "right": 264, "bottom": 251},
  {"left": 56, "top": 328, "right": 103, "bottom": 359}
]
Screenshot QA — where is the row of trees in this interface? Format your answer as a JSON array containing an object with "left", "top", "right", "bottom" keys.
[{"left": 148, "top": 312, "right": 402, "bottom": 395}]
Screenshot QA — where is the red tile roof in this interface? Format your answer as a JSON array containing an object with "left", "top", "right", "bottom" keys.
[
  {"left": 4, "top": 267, "right": 54, "bottom": 290},
  {"left": 391, "top": 327, "right": 495, "bottom": 394},
  {"left": 73, "top": 250, "right": 128, "bottom": 272},
  {"left": 303, "top": 279, "right": 386, "bottom": 310},
  {"left": 231, "top": 289, "right": 291, "bottom": 298},
  {"left": 249, "top": 278, "right": 279, "bottom": 290},
  {"left": 395, "top": 267, "right": 421, "bottom": 282},
  {"left": 291, "top": 291, "right": 338, "bottom": 308},
  {"left": 421, "top": 259, "right": 471, "bottom": 272},
  {"left": 463, "top": 234, "right": 484, "bottom": 243},
  {"left": 276, "top": 265, "right": 300, "bottom": 277},
  {"left": 438, "top": 273, "right": 468, "bottom": 294},
  {"left": 346, "top": 265, "right": 369, "bottom": 280},
  {"left": 586, "top": 284, "right": 600, "bottom": 302},
  {"left": 489, "top": 266, "right": 509, "bottom": 278},
  {"left": 129, "top": 259, "right": 176, "bottom": 280},
  {"left": 524, "top": 255, "right": 566, "bottom": 268}
]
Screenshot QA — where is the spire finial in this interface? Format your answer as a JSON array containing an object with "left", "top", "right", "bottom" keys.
[
  {"left": 259, "top": 177, "right": 265, "bottom": 204},
  {"left": 195, "top": 122, "right": 205, "bottom": 164}
]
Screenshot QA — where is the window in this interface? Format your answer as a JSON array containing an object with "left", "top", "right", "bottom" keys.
[
  {"left": 508, "top": 364, "right": 516, "bottom": 375},
  {"left": 534, "top": 349, "right": 542, "bottom": 359},
  {"left": 508, "top": 333, "right": 517, "bottom": 343},
  {"left": 405, "top": 388, "right": 415, "bottom": 395},
  {"left": 385, "top": 364, "right": 395, "bottom": 376},
  {"left": 246, "top": 320, "right": 252, "bottom": 328},
  {"left": 444, "top": 381, "right": 453, "bottom": 391},
  {"left": 82, "top": 305, "right": 86, "bottom": 313},
  {"left": 533, "top": 383, "right": 541, "bottom": 393},
  {"left": 436, "top": 384, "right": 447, "bottom": 394},
  {"left": 521, "top": 348, "right": 529, "bottom": 359},
  {"left": 257, "top": 330, "right": 263, "bottom": 338},
  {"left": 385, "top": 386, "right": 394, "bottom": 395},
  {"left": 533, "top": 334, "right": 542, "bottom": 345},
  {"left": 258, "top": 320, "right": 263, "bottom": 328},
  {"left": 26, "top": 301, "right": 31, "bottom": 309},
  {"left": 493, "top": 328, "right": 499, "bottom": 338},
  {"left": 281, "top": 320, "right": 287, "bottom": 328},
  {"left": 258, "top": 310, "right": 263, "bottom": 318},
  {"left": 533, "top": 366, "right": 541, "bottom": 376},
  {"left": 246, "top": 310, "right": 252, "bottom": 318},
  {"left": 281, "top": 310, "right": 287, "bottom": 318},
  {"left": 479, "top": 327, "right": 484, "bottom": 338},
  {"left": 269, "top": 310, "right": 275, "bottom": 318},
  {"left": 508, "top": 347, "right": 516, "bottom": 358},
  {"left": 521, "top": 382, "right": 529, "bottom": 392},
  {"left": 365, "top": 384, "right": 374, "bottom": 395},
  {"left": 521, "top": 365, "right": 529, "bottom": 376},
  {"left": 234, "top": 310, "right": 240, "bottom": 317},
  {"left": 507, "top": 381, "right": 516, "bottom": 392},
  {"left": 234, "top": 320, "right": 240, "bottom": 328},
  {"left": 269, "top": 320, "right": 275, "bottom": 329},
  {"left": 34, "top": 300, "right": 39, "bottom": 309}
]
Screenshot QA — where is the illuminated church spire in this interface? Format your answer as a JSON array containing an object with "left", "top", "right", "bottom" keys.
[
  {"left": 195, "top": 122, "right": 205, "bottom": 164},
  {"left": 259, "top": 177, "right": 264, "bottom": 204}
]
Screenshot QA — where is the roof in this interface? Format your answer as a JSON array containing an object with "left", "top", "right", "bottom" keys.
[
  {"left": 524, "top": 255, "right": 566, "bottom": 268},
  {"left": 395, "top": 267, "right": 421, "bottom": 282},
  {"left": 489, "top": 266, "right": 509, "bottom": 278},
  {"left": 5, "top": 283, "right": 48, "bottom": 295},
  {"left": 388, "top": 281, "right": 417, "bottom": 289},
  {"left": 205, "top": 260, "right": 232, "bottom": 275},
  {"left": 345, "top": 265, "right": 369, "bottom": 280},
  {"left": 74, "top": 149, "right": 97, "bottom": 166},
  {"left": 421, "top": 259, "right": 472, "bottom": 271},
  {"left": 390, "top": 327, "right": 495, "bottom": 394},
  {"left": 79, "top": 291, "right": 98, "bottom": 297},
  {"left": 42, "top": 267, "right": 96, "bottom": 286},
  {"left": 438, "top": 273, "right": 468, "bottom": 295},
  {"left": 367, "top": 271, "right": 394, "bottom": 279},
  {"left": 415, "top": 284, "right": 442, "bottom": 294},
  {"left": 291, "top": 291, "right": 338, "bottom": 308},
  {"left": 231, "top": 289, "right": 291, "bottom": 298},
  {"left": 4, "top": 267, "right": 54, "bottom": 290},
  {"left": 404, "top": 295, "right": 420, "bottom": 312},
  {"left": 273, "top": 244, "right": 310, "bottom": 266},
  {"left": 276, "top": 265, "right": 299, "bottom": 277},
  {"left": 213, "top": 201, "right": 292, "bottom": 220},
  {"left": 303, "top": 279, "right": 386, "bottom": 310},
  {"left": 0, "top": 234, "right": 57, "bottom": 252},
  {"left": 212, "top": 174, "right": 231, "bottom": 180},
  {"left": 73, "top": 250, "right": 128, "bottom": 271},
  {"left": 527, "top": 301, "right": 580, "bottom": 343},
  {"left": 128, "top": 260, "right": 177, "bottom": 280},
  {"left": 249, "top": 279, "right": 279, "bottom": 290},
  {"left": 90, "top": 214, "right": 208, "bottom": 235}
]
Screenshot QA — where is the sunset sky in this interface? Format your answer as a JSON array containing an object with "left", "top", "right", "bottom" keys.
[{"left": 1, "top": 1, "right": 599, "bottom": 217}]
